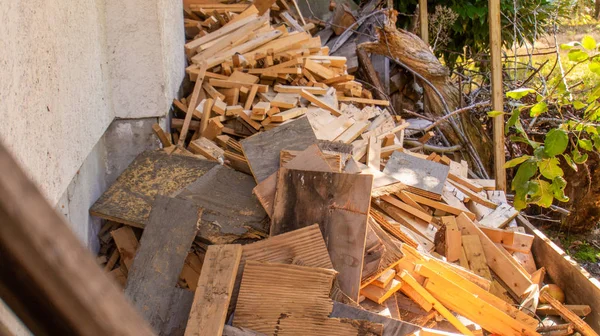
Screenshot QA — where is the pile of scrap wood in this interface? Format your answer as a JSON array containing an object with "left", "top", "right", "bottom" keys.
[{"left": 88, "top": 2, "right": 598, "bottom": 336}]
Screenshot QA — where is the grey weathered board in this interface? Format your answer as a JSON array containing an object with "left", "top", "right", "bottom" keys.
[
  {"left": 330, "top": 302, "right": 420, "bottom": 336},
  {"left": 124, "top": 195, "right": 201, "bottom": 335},
  {"left": 90, "top": 150, "right": 217, "bottom": 228},
  {"left": 240, "top": 117, "right": 317, "bottom": 183},
  {"left": 173, "top": 165, "right": 269, "bottom": 244},
  {"left": 382, "top": 151, "right": 449, "bottom": 199},
  {"left": 270, "top": 168, "right": 374, "bottom": 301},
  {"left": 161, "top": 288, "right": 194, "bottom": 336}
]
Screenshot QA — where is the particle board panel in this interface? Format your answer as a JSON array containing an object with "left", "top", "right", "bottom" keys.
[
  {"left": 90, "top": 150, "right": 217, "bottom": 228},
  {"left": 271, "top": 168, "right": 374, "bottom": 301},
  {"left": 234, "top": 261, "right": 380, "bottom": 335},
  {"left": 240, "top": 117, "right": 317, "bottom": 183},
  {"left": 383, "top": 151, "right": 449, "bottom": 200},
  {"left": 173, "top": 165, "right": 269, "bottom": 244},
  {"left": 124, "top": 196, "right": 201, "bottom": 335},
  {"left": 185, "top": 244, "right": 242, "bottom": 336}
]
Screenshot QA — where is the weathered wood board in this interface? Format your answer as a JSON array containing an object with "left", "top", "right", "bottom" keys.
[
  {"left": 234, "top": 261, "right": 382, "bottom": 335},
  {"left": 185, "top": 244, "right": 242, "bottom": 336},
  {"left": 271, "top": 168, "right": 373, "bottom": 301},
  {"left": 240, "top": 117, "right": 317, "bottom": 183},
  {"left": 330, "top": 302, "right": 420, "bottom": 336},
  {"left": 174, "top": 165, "right": 269, "bottom": 244},
  {"left": 382, "top": 151, "right": 449, "bottom": 199},
  {"left": 519, "top": 215, "right": 600, "bottom": 331},
  {"left": 125, "top": 196, "right": 201, "bottom": 335},
  {"left": 90, "top": 150, "right": 217, "bottom": 228}
]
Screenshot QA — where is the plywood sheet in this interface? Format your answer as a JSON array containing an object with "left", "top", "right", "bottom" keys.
[
  {"left": 90, "top": 150, "right": 217, "bottom": 228},
  {"left": 174, "top": 165, "right": 268, "bottom": 243},
  {"left": 271, "top": 168, "right": 373, "bottom": 301},
  {"left": 383, "top": 151, "right": 449, "bottom": 199},
  {"left": 241, "top": 117, "right": 317, "bottom": 183},
  {"left": 125, "top": 196, "right": 201, "bottom": 334}
]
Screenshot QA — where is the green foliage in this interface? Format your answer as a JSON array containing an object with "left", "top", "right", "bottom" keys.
[
  {"left": 499, "top": 35, "right": 600, "bottom": 211},
  {"left": 392, "top": 0, "right": 568, "bottom": 68}
]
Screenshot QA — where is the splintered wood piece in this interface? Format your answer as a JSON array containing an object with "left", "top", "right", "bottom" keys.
[
  {"left": 455, "top": 213, "right": 533, "bottom": 297},
  {"left": 478, "top": 203, "right": 519, "bottom": 229},
  {"left": 152, "top": 124, "right": 172, "bottom": 147},
  {"left": 125, "top": 196, "right": 201, "bottom": 334},
  {"left": 184, "top": 244, "right": 242, "bottom": 336},
  {"left": 449, "top": 180, "right": 498, "bottom": 209},
  {"left": 240, "top": 117, "right": 317, "bottom": 183},
  {"left": 189, "top": 137, "right": 225, "bottom": 161},
  {"left": 110, "top": 226, "right": 139, "bottom": 271},
  {"left": 369, "top": 209, "right": 419, "bottom": 248},
  {"left": 203, "top": 118, "right": 224, "bottom": 141},
  {"left": 252, "top": 101, "right": 270, "bottom": 115},
  {"left": 418, "top": 265, "right": 540, "bottom": 336},
  {"left": 270, "top": 107, "right": 306, "bottom": 122},
  {"left": 179, "top": 252, "right": 203, "bottom": 291},
  {"left": 300, "top": 89, "right": 341, "bottom": 116},
  {"left": 197, "top": 98, "right": 214, "bottom": 138},
  {"left": 404, "top": 191, "right": 476, "bottom": 220},
  {"left": 184, "top": 15, "right": 258, "bottom": 54},
  {"left": 541, "top": 292, "right": 598, "bottom": 336},
  {"left": 461, "top": 235, "right": 493, "bottom": 280},
  {"left": 383, "top": 151, "right": 449, "bottom": 200},
  {"left": 442, "top": 217, "right": 461, "bottom": 263},
  {"left": 304, "top": 58, "right": 335, "bottom": 79},
  {"left": 271, "top": 168, "right": 373, "bottom": 302},
  {"left": 398, "top": 271, "right": 473, "bottom": 335},
  {"left": 361, "top": 278, "right": 403, "bottom": 304}
]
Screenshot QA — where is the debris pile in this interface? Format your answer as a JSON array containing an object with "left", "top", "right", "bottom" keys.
[{"left": 89, "top": 2, "right": 598, "bottom": 336}]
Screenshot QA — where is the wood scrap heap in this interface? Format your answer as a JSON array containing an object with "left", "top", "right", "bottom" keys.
[{"left": 89, "top": 2, "right": 599, "bottom": 336}]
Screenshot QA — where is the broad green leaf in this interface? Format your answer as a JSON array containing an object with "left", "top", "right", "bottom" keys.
[
  {"left": 551, "top": 176, "right": 570, "bottom": 202},
  {"left": 530, "top": 101, "right": 548, "bottom": 117},
  {"left": 506, "top": 88, "right": 535, "bottom": 100},
  {"left": 513, "top": 190, "right": 528, "bottom": 210},
  {"left": 572, "top": 148, "right": 589, "bottom": 164},
  {"left": 578, "top": 138, "right": 593, "bottom": 151},
  {"left": 586, "top": 125, "right": 598, "bottom": 134},
  {"left": 568, "top": 49, "right": 589, "bottom": 62},
  {"left": 534, "top": 146, "right": 549, "bottom": 160},
  {"left": 590, "top": 61, "right": 600, "bottom": 75},
  {"left": 560, "top": 42, "right": 579, "bottom": 50},
  {"left": 532, "top": 180, "right": 554, "bottom": 208},
  {"left": 537, "top": 157, "right": 564, "bottom": 179},
  {"left": 562, "top": 154, "right": 578, "bottom": 171},
  {"left": 511, "top": 160, "right": 537, "bottom": 191},
  {"left": 582, "top": 35, "right": 597, "bottom": 50},
  {"left": 573, "top": 101, "right": 586, "bottom": 110},
  {"left": 505, "top": 109, "right": 521, "bottom": 134},
  {"left": 487, "top": 110, "right": 504, "bottom": 117},
  {"left": 504, "top": 155, "right": 531, "bottom": 168},
  {"left": 544, "top": 129, "right": 569, "bottom": 157},
  {"left": 593, "top": 134, "right": 600, "bottom": 150}
]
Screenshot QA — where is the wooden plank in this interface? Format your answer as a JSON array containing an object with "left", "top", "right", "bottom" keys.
[
  {"left": 125, "top": 196, "right": 201, "bottom": 334},
  {"left": 253, "top": 0, "right": 276, "bottom": 14},
  {"left": 189, "top": 136, "right": 225, "bottom": 161},
  {"left": 271, "top": 168, "right": 373, "bottom": 301},
  {"left": 174, "top": 165, "right": 268, "bottom": 244},
  {"left": 403, "top": 191, "right": 476, "bottom": 220},
  {"left": 110, "top": 226, "right": 139, "bottom": 271},
  {"left": 184, "top": 245, "right": 242, "bottom": 336},
  {"left": 179, "top": 62, "right": 208, "bottom": 147},
  {"left": 274, "top": 85, "right": 327, "bottom": 95},
  {"left": 383, "top": 151, "right": 449, "bottom": 200},
  {"left": 447, "top": 173, "right": 483, "bottom": 192},
  {"left": 455, "top": 213, "right": 533, "bottom": 297},
  {"left": 478, "top": 226, "right": 534, "bottom": 253},
  {"left": 419, "top": 0, "right": 428, "bottom": 43},
  {"left": 541, "top": 292, "right": 598, "bottom": 336},
  {"left": 240, "top": 117, "right": 317, "bottom": 183},
  {"left": 489, "top": 0, "right": 506, "bottom": 191},
  {"left": 361, "top": 278, "right": 403, "bottom": 304},
  {"left": 478, "top": 203, "right": 518, "bottom": 228},
  {"left": 373, "top": 269, "right": 396, "bottom": 288},
  {"left": 443, "top": 217, "right": 461, "bottom": 262},
  {"left": 537, "top": 304, "right": 592, "bottom": 317},
  {"left": 448, "top": 180, "right": 498, "bottom": 209},
  {"left": 398, "top": 281, "right": 433, "bottom": 312},
  {"left": 461, "top": 235, "right": 493, "bottom": 280},
  {"left": 0, "top": 142, "right": 154, "bottom": 335},
  {"left": 330, "top": 302, "right": 421, "bottom": 336},
  {"left": 271, "top": 92, "right": 299, "bottom": 109},
  {"left": 380, "top": 195, "right": 433, "bottom": 223},
  {"left": 513, "top": 251, "right": 537, "bottom": 274},
  {"left": 334, "top": 121, "right": 369, "bottom": 143},
  {"left": 398, "top": 271, "right": 473, "bottom": 335},
  {"left": 184, "top": 14, "right": 258, "bottom": 53},
  {"left": 234, "top": 261, "right": 377, "bottom": 335},
  {"left": 367, "top": 135, "right": 381, "bottom": 171},
  {"left": 418, "top": 265, "right": 540, "bottom": 336},
  {"left": 152, "top": 123, "right": 172, "bottom": 147},
  {"left": 300, "top": 89, "right": 341, "bottom": 116},
  {"left": 90, "top": 150, "right": 217, "bottom": 228},
  {"left": 271, "top": 107, "right": 306, "bottom": 122},
  {"left": 337, "top": 96, "right": 391, "bottom": 106}
]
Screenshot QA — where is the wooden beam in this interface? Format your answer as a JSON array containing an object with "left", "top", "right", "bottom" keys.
[
  {"left": 541, "top": 292, "right": 598, "bottom": 336},
  {"left": 489, "top": 0, "right": 506, "bottom": 190},
  {"left": 0, "top": 141, "right": 154, "bottom": 335},
  {"left": 300, "top": 89, "right": 341, "bottom": 116},
  {"left": 419, "top": 0, "right": 428, "bottom": 44},
  {"left": 179, "top": 62, "right": 207, "bottom": 147},
  {"left": 185, "top": 244, "right": 242, "bottom": 336}
]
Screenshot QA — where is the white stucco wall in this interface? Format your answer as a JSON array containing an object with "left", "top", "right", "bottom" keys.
[{"left": 0, "top": 0, "right": 185, "bottom": 206}]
